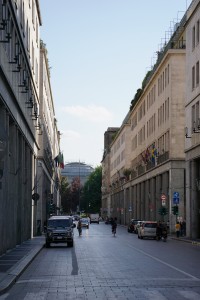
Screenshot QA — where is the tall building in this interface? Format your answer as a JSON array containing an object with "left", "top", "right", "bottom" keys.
[
  {"left": 102, "top": 7, "right": 187, "bottom": 232},
  {"left": 185, "top": 0, "right": 200, "bottom": 239},
  {"left": 0, "top": 0, "right": 62, "bottom": 255}
]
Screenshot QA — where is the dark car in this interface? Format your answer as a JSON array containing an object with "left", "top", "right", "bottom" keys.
[
  {"left": 45, "top": 216, "right": 76, "bottom": 248},
  {"left": 127, "top": 219, "right": 141, "bottom": 233}
]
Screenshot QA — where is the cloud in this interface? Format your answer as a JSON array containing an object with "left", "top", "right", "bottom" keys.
[
  {"left": 60, "top": 129, "right": 81, "bottom": 139},
  {"left": 62, "top": 104, "right": 113, "bottom": 122}
]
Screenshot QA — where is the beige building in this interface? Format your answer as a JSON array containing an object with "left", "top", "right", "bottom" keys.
[
  {"left": 102, "top": 11, "right": 187, "bottom": 231},
  {"left": 185, "top": 0, "right": 200, "bottom": 239}
]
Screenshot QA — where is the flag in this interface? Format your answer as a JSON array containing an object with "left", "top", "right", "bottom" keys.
[{"left": 59, "top": 153, "right": 64, "bottom": 169}]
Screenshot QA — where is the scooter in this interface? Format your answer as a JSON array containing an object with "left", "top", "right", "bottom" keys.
[{"left": 156, "top": 229, "right": 167, "bottom": 242}]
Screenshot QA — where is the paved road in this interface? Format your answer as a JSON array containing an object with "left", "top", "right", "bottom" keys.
[{"left": 0, "top": 223, "right": 200, "bottom": 299}]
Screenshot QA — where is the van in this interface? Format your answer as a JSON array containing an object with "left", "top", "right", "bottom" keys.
[
  {"left": 45, "top": 216, "right": 76, "bottom": 247},
  {"left": 137, "top": 221, "right": 157, "bottom": 239}
]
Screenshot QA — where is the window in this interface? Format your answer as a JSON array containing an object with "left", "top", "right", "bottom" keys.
[
  {"left": 192, "top": 66, "right": 195, "bottom": 89},
  {"left": 196, "top": 61, "right": 199, "bottom": 86},
  {"left": 197, "top": 20, "right": 199, "bottom": 45},
  {"left": 32, "top": 0, "right": 35, "bottom": 27},
  {"left": 192, "top": 25, "right": 195, "bottom": 49}
]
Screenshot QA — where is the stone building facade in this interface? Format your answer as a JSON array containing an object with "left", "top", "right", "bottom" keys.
[
  {"left": 0, "top": 1, "right": 61, "bottom": 255},
  {"left": 185, "top": 0, "right": 200, "bottom": 239},
  {"left": 102, "top": 7, "right": 188, "bottom": 233}
]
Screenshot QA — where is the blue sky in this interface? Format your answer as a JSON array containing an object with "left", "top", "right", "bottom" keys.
[{"left": 39, "top": 0, "right": 192, "bottom": 168}]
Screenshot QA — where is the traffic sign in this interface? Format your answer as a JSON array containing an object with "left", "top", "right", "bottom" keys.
[{"left": 173, "top": 191, "right": 179, "bottom": 204}]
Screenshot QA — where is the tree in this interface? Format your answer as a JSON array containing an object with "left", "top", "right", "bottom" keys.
[
  {"left": 60, "top": 176, "right": 83, "bottom": 214},
  {"left": 81, "top": 166, "right": 102, "bottom": 214},
  {"left": 60, "top": 176, "right": 70, "bottom": 213}
]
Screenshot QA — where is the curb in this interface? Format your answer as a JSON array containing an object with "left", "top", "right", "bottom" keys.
[{"left": 0, "top": 244, "right": 45, "bottom": 295}]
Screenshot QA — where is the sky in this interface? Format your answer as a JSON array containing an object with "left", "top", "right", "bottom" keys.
[{"left": 39, "top": 0, "right": 192, "bottom": 168}]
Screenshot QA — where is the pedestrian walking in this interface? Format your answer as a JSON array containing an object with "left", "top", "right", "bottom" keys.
[{"left": 175, "top": 222, "right": 181, "bottom": 238}]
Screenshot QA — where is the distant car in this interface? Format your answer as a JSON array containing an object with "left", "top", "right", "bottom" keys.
[
  {"left": 73, "top": 215, "right": 80, "bottom": 221},
  {"left": 81, "top": 218, "right": 89, "bottom": 229},
  {"left": 127, "top": 219, "right": 141, "bottom": 233},
  {"left": 105, "top": 217, "right": 112, "bottom": 224},
  {"left": 137, "top": 221, "right": 157, "bottom": 239}
]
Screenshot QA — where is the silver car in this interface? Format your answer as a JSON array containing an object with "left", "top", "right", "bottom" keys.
[{"left": 138, "top": 221, "right": 157, "bottom": 239}]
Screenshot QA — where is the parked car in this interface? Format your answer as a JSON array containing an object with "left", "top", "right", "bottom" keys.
[
  {"left": 45, "top": 215, "right": 76, "bottom": 248},
  {"left": 81, "top": 218, "right": 89, "bottom": 229},
  {"left": 127, "top": 219, "right": 141, "bottom": 233},
  {"left": 137, "top": 221, "right": 157, "bottom": 239}
]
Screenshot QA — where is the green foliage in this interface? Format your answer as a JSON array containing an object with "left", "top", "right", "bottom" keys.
[
  {"left": 130, "top": 88, "right": 143, "bottom": 111},
  {"left": 81, "top": 166, "right": 102, "bottom": 214},
  {"left": 60, "top": 176, "right": 82, "bottom": 214}
]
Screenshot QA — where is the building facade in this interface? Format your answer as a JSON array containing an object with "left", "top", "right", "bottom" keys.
[
  {"left": 0, "top": 0, "right": 62, "bottom": 255},
  {"left": 61, "top": 162, "right": 94, "bottom": 186},
  {"left": 185, "top": 0, "right": 200, "bottom": 239},
  {"left": 102, "top": 9, "right": 188, "bottom": 233}
]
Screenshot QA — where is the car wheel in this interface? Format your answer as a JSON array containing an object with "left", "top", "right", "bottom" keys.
[
  {"left": 138, "top": 235, "right": 140, "bottom": 239},
  {"left": 68, "top": 241, "right": 74, "bottom": 247},
  {"left": 46, "top": 242, "right": 50, "bottom": 248},
  {"left": 141, "top": 236, "right": 143, "bottom": 239}
]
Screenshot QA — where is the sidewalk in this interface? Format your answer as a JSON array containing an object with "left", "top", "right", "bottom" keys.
[
  {"left": 170, "top": 234, "right": 200, "bottom": 245},
  {"left": 0, "top": 235, "right": 45, "bottom": 295}
]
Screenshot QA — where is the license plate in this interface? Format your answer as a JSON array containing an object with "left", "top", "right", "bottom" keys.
[{"left": 56, "top": 236, "right": 63, "bottom": 239}]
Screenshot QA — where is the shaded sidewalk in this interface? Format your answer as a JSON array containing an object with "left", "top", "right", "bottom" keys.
[{"left": 0, "top": 235, "right": 45, "bottom": 295}]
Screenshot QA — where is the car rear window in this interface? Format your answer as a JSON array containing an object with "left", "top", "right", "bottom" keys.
[
  {"left": 144, "top": 223, "right": 157, "bottom": 228},
  {"left": 48, "top": 219, "right": 71, "bottom": 228}
]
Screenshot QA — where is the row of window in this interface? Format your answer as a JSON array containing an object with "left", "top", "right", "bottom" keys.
[
  {"left": 146, "top": 85, "right": 156, "bottom": 110},
  {"left": 111, "top": 132, "right": 125, "bottom": 157},
  {"left": 192, "top": 100, "right": 200, "bottom": 130},
  {"left": 192, "top": 60, "right": 199, "bottom": 90},
  {"left": 192, "top": 19, "right": 200, "bottom": 49},
  {"left": 131, "top": 64, "right": 170, "bottom": 128},
  {"left": 158, "top": 98, "right": 170, "bottom": 126}
]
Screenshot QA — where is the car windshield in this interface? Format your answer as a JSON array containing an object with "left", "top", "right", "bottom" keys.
[{"left": 48, "top": 219, "right": 71, "bottom": 228}]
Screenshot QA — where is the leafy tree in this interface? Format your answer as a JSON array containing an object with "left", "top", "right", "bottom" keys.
[
  {"left": 81, "top": 166, "right": 102, "bottom": 214},
  {"left": 60, "top": 176, "right": 83, "bottom": 214},
  {"left": 60, "top": 176, "right": 70, "bottom": 213}
]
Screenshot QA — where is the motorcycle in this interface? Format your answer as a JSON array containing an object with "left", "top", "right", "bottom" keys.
[{"left": 156, "top": 229, "right": 167, "bottom": 242}]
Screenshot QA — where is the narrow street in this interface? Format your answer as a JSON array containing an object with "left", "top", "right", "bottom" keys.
[{"left": 1, "top": 223, "right": 200, "bottom": 300}]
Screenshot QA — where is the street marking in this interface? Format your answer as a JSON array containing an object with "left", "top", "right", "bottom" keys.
[
  {"left": 24, "top": 292, "right": 46, "bottom": 299},
  {"left": 179, "top": 290, "right": 200, "bottom": 299},
  {"left": 127, "top": 243, "right": 199, "bottom": 280},
  {"left": 143, "top": 290, "right": 166, "bottom": 300}
]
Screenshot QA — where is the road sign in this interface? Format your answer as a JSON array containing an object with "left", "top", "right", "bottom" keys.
[
  {"left": 161, "top": 193, "right": 167, "bottom": 200},
  {"left": 173, "top": 191, "right": 179, "bottom": 204},
  {"left": 162, "top": 199, "right": 166, "bottom": 206},
  {"left": 173, "top": 192, "right": 179, "bottom": 198}
]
